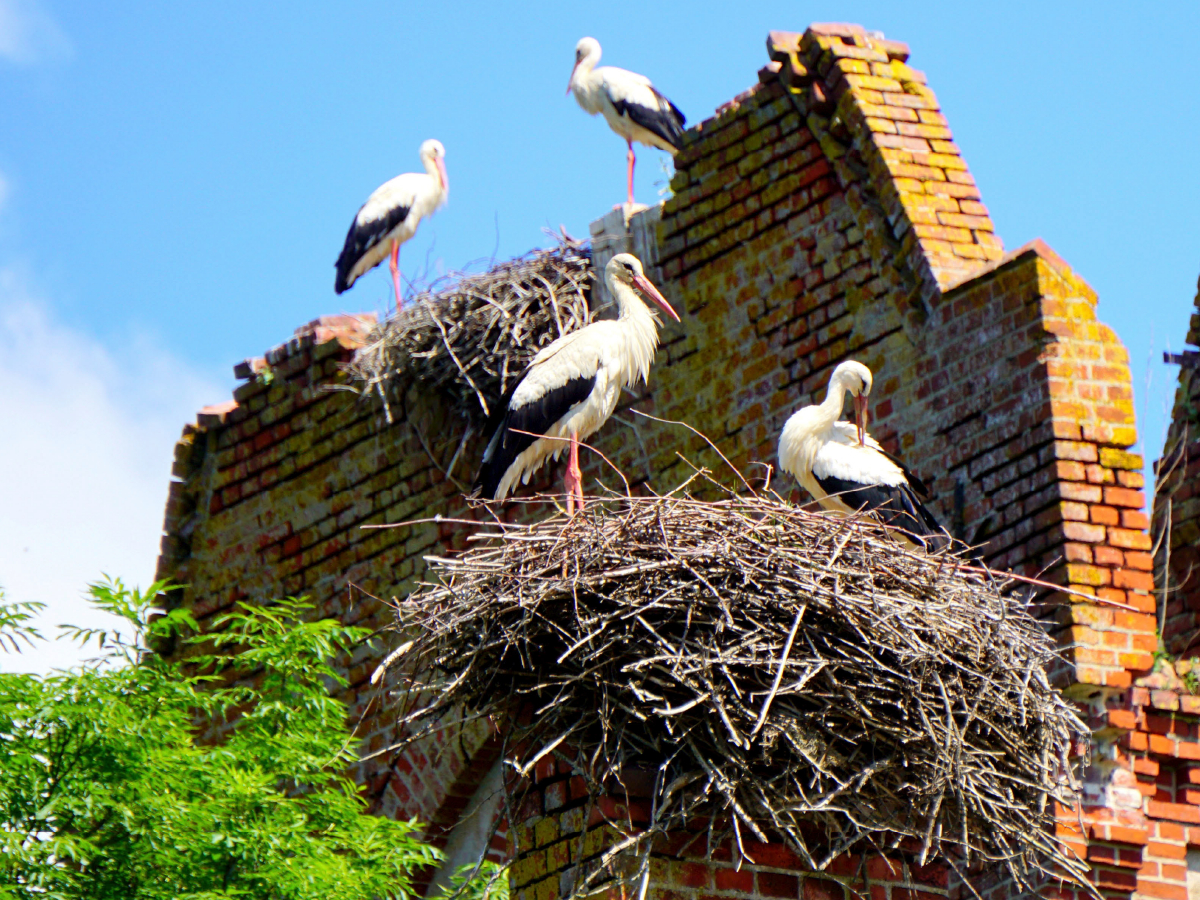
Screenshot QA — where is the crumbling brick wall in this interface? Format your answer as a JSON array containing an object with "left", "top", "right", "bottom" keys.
[
  {"left": 1154, "top": 275, "right": 1200, "bottom": 657},
  {"left": 508, "top": 759, "right": 951, "bottom": 900},
  {"left": 157, "top": 22, "right": 1168, "bottom": 900}
]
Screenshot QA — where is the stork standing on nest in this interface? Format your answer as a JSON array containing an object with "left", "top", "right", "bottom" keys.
[
  {"left": 334, "top": 139, "right": 448, "bottom": 305},
  {"left": 567, "top": 37, "right": 685, "bottom": 210},
  {"left": 778, "top": 360, "right": 949, "bottom": 550},
  {"left": 474, "top": 253, "right": 680, "bottom": 513}
]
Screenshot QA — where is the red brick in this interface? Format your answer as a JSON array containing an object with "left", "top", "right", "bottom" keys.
[
  {"left": 1107, "top": 709, "right": 1137, "bottom": 730},
  {"left": 1063, "top": 521, "right": 1107, "bottom": 543},
  {"left": 1056, "top": 441, "right": 1099, "bottom": 462},
  {"left": 715, "top": 869, "right": 754, "bottom": 893},
  {"left": 1146, "top": 840, "right": 1186, "bottom": 860},
  {"left": 757, "top": 872, "right": 799, "bottom": 898},
  {"left": 1064, "top": 542, "right": 1094, "bottom": 563},
  {"left": 674, "top": 863, "right": 711, "bottom": 888},
  {"left": 1125, "top": 551, "right": 1154, "bottom": 571},
  {"left": 1062, "top": 481, "right": 1104, "bottom": 503},
  {"left": 1147, "top": 800, "right": 1200, "bottom": 823},
  {"left": 1105, "top": 486, "right": 1145, "bottom": 508},
  {"left": 803, "top": 879, "right": 845, "bottom": 900},
  {"left": 1114, "top": 569, "right": 1155, "bottom": 592},
  {"left": 865, "top": 857, "right": 904, "bottom": 880},
  {"left": 1110, "top": 528, "right": 1153, "bottom": 550},
  {"left": 1157, "top": 822, "right": 1187, "bottom": 841},
  {"left": 1122, "top": 509, "right": 1151, "bottom": 530},
  {"left": 1137, "top": 881, "right": 1188, "bottom": 900},
  {"left": 1095, "top": 866, "right": 1136, "bottom": 889}
]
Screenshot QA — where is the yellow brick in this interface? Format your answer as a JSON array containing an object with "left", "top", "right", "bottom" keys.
[
  {"left": 533, "top": 816, "right": 559, "bottom": 847},
  {"left": 1100, "top": 448, "right": 1143, "bottom": 470},
  {"left": 951, "top": 243, "right": 988, "bottom": 259},
  {"left": 835, "top": 58, "right": 870, "bottom": 75},
  {"left": 926, "top": 152, "right": 968, "bottom": 171},
  {"left": 1067, "top": 564, "right": 1112, "bottom": 587},
  {"left": 844, "top": 73, "right": 904, "bottom": 92}
]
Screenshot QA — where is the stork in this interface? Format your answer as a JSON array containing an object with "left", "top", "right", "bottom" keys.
[
  {"left": 474, "top": 253, "right": 680, "bottom": 513},
  {"left": 778, "top": 360, "right": 949, "bottom": 550},
  {"left": 568, "top": 37, "right": 685, "bottom": 209},
  {"left": 334, "top": 139, "right": 448, "bottom": 305}
]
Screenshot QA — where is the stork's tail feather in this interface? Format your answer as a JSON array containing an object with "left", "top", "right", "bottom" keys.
[
  {"left": 892, "top": 485, "right": 952, "bottom": 553},
  {"left": 472, "top": 462, "right": 505, "bottom": 503}
]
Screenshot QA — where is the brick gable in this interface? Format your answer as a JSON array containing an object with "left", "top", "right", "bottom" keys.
[{"left": 157, "top": 23, "right": 1171, "bottom": 900}]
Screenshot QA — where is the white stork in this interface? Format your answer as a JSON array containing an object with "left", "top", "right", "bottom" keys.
[
  {"left": 334, "top": 139, "right": 448, "bottom": 304},
  {"left": 568, "top": 37, "right": 686, "bottom": 209},
  {"left": 474, "top": 253, "right": 680, "bottom": 512},
  {"left": 778, "top": 360, "right": 949, "bottom": 550}
]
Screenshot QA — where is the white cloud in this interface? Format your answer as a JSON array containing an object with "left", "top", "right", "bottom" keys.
[
  {"left": 0, "top": 0, "right": 69, "bottom": 66},
  {"left": 0, "top": 267, "right": 225, "bottom": 673}
]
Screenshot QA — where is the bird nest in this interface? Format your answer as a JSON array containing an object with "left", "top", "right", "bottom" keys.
[
  {"left": 345, "top": 242, "right": 593, "bottom": 426},
  {"left": 381, "top": 489, "right": 1090, "bottom": 895}
]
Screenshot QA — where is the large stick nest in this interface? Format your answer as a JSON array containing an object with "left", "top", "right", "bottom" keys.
[
  {"left": 345, "top": 242, "right": 593, "bottom": 426},
  {"left": 384, "top": 490, "right": 1089, "bottom": 893}
]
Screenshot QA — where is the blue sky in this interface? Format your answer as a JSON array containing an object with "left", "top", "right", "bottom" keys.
[{"left": 1, "top": 0, "right": 1197, "bottom": 669}]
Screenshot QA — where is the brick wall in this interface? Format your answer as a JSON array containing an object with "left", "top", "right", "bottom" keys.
[
  {"left": 157, "top": 22, "right": 1173, "bottom": 900},
  {"left": 509, "top": 760, "right": 950, "bottom": 900},
  {"left": 1154, "top": 274, "right": 1200, "bottom": 657}
]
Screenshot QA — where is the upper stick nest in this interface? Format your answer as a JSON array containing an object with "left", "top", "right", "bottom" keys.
[
  {"left": 384, "top": 491, "right": 1089, "bottom": 894},
  {"left": 345, "top": 243, "right": 593, "bottom": 426}
]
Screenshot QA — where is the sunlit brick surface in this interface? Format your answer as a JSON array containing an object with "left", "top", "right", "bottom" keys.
[{"left": 154, "top": 23, "right": 1183, "bottom": 900}]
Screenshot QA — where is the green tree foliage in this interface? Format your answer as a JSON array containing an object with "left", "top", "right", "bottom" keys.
[{"left": 0, "top": 581, "right": 444, "bottom": 899}]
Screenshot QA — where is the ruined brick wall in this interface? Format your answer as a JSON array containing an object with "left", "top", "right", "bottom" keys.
[
  {"left": 157, "top": 22, "right": 1169, "bottom": 900},
  {"left": 1154, "top": 275, "right": 1200, "bottom": 657},
  {"left": 159, "top": 314, "right": 507, "bottom": 870},
  {"left": 508, "top": 760, "right": 950, "bottom": 900}
]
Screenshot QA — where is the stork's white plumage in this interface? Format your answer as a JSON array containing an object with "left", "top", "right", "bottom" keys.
[
  {"left": 334, "top": 139, "right": 448, "bottom": 303},
  {"left": 568, "top": 37, "right": 685, "bottom": 208},
  {"left": 779, "top": 360, "right": 948, "bottom": 550},
  {"left": 474, "top": 253, "right": 680, "bottom": 512}
]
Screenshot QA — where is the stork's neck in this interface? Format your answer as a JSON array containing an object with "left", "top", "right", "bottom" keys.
[
  {"left": 572, "top": 47, "right": 601, "bottom": 86},
  {"left": 570, "top": 51, "right": 604, "bottom": 110},
  {"left": 421, "top": 154, "right": 447, "bottom": 196},
  {"left": 610, "top": 280, "right": 661, "bottom": 385},
  {"left": 814, "top": 375, "right": 852, "bottom": 432}
]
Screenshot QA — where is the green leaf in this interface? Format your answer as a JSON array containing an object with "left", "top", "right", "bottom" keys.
[{"left": 0, "top": 580, "right": 445, "bottom": 900}]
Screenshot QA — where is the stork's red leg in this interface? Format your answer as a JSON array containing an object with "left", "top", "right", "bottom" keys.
[
  {"left": 564, "top": 432, "right": 584, "bottom": 515},
  {"left": 626, "top": 141, "right": 636, "bottom": 207},
  {"left": 388, "top": 240, "right": 402, "bottom": 308}
]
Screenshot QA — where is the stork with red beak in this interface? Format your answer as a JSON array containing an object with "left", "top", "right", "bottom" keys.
[
  {"left": 334, "top": 139, "right": 448, "bottom": 305},
  {"left": 474, "top": 253, "right": 680, "bottom": 513},
  {"left": 567, "top": 37, "right": 685, "bottom": 209},
  {"left": 778, "top": 360, "right": 948, "bottom": 550}
]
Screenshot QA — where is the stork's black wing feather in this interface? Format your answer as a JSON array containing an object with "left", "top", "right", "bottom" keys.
[
  {"left": 875, "top": 447, "right": 932, "bottom": 499},
  {"left": 473, "top": 374, "right": 596, "bottom": 500},
  {"left": 815, "top": 474, "right": 949, "bottom": 551},
  {"left": 612, "top": 88, "right": 686, "bottom": 151},
  {"left": 334, "top": 203, "right": 411, "bottom": 294}
]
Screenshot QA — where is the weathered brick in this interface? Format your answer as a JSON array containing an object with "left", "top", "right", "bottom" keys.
[{"left": 158, "top": 26, "right": 1164, "bottom": 900}]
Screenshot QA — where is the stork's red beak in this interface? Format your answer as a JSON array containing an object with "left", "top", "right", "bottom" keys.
[
  {"left": 633, "top": 274, "right": 681, "bottom": 322},
  {"left": 567, "top": 63, "right": 578, "bottom": 95},
  {"left": 435, "top": 156, "right": 448, "bottom": 192},
  {"left": 852, "top": 393, "right": 868, "bottom": 447}
]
